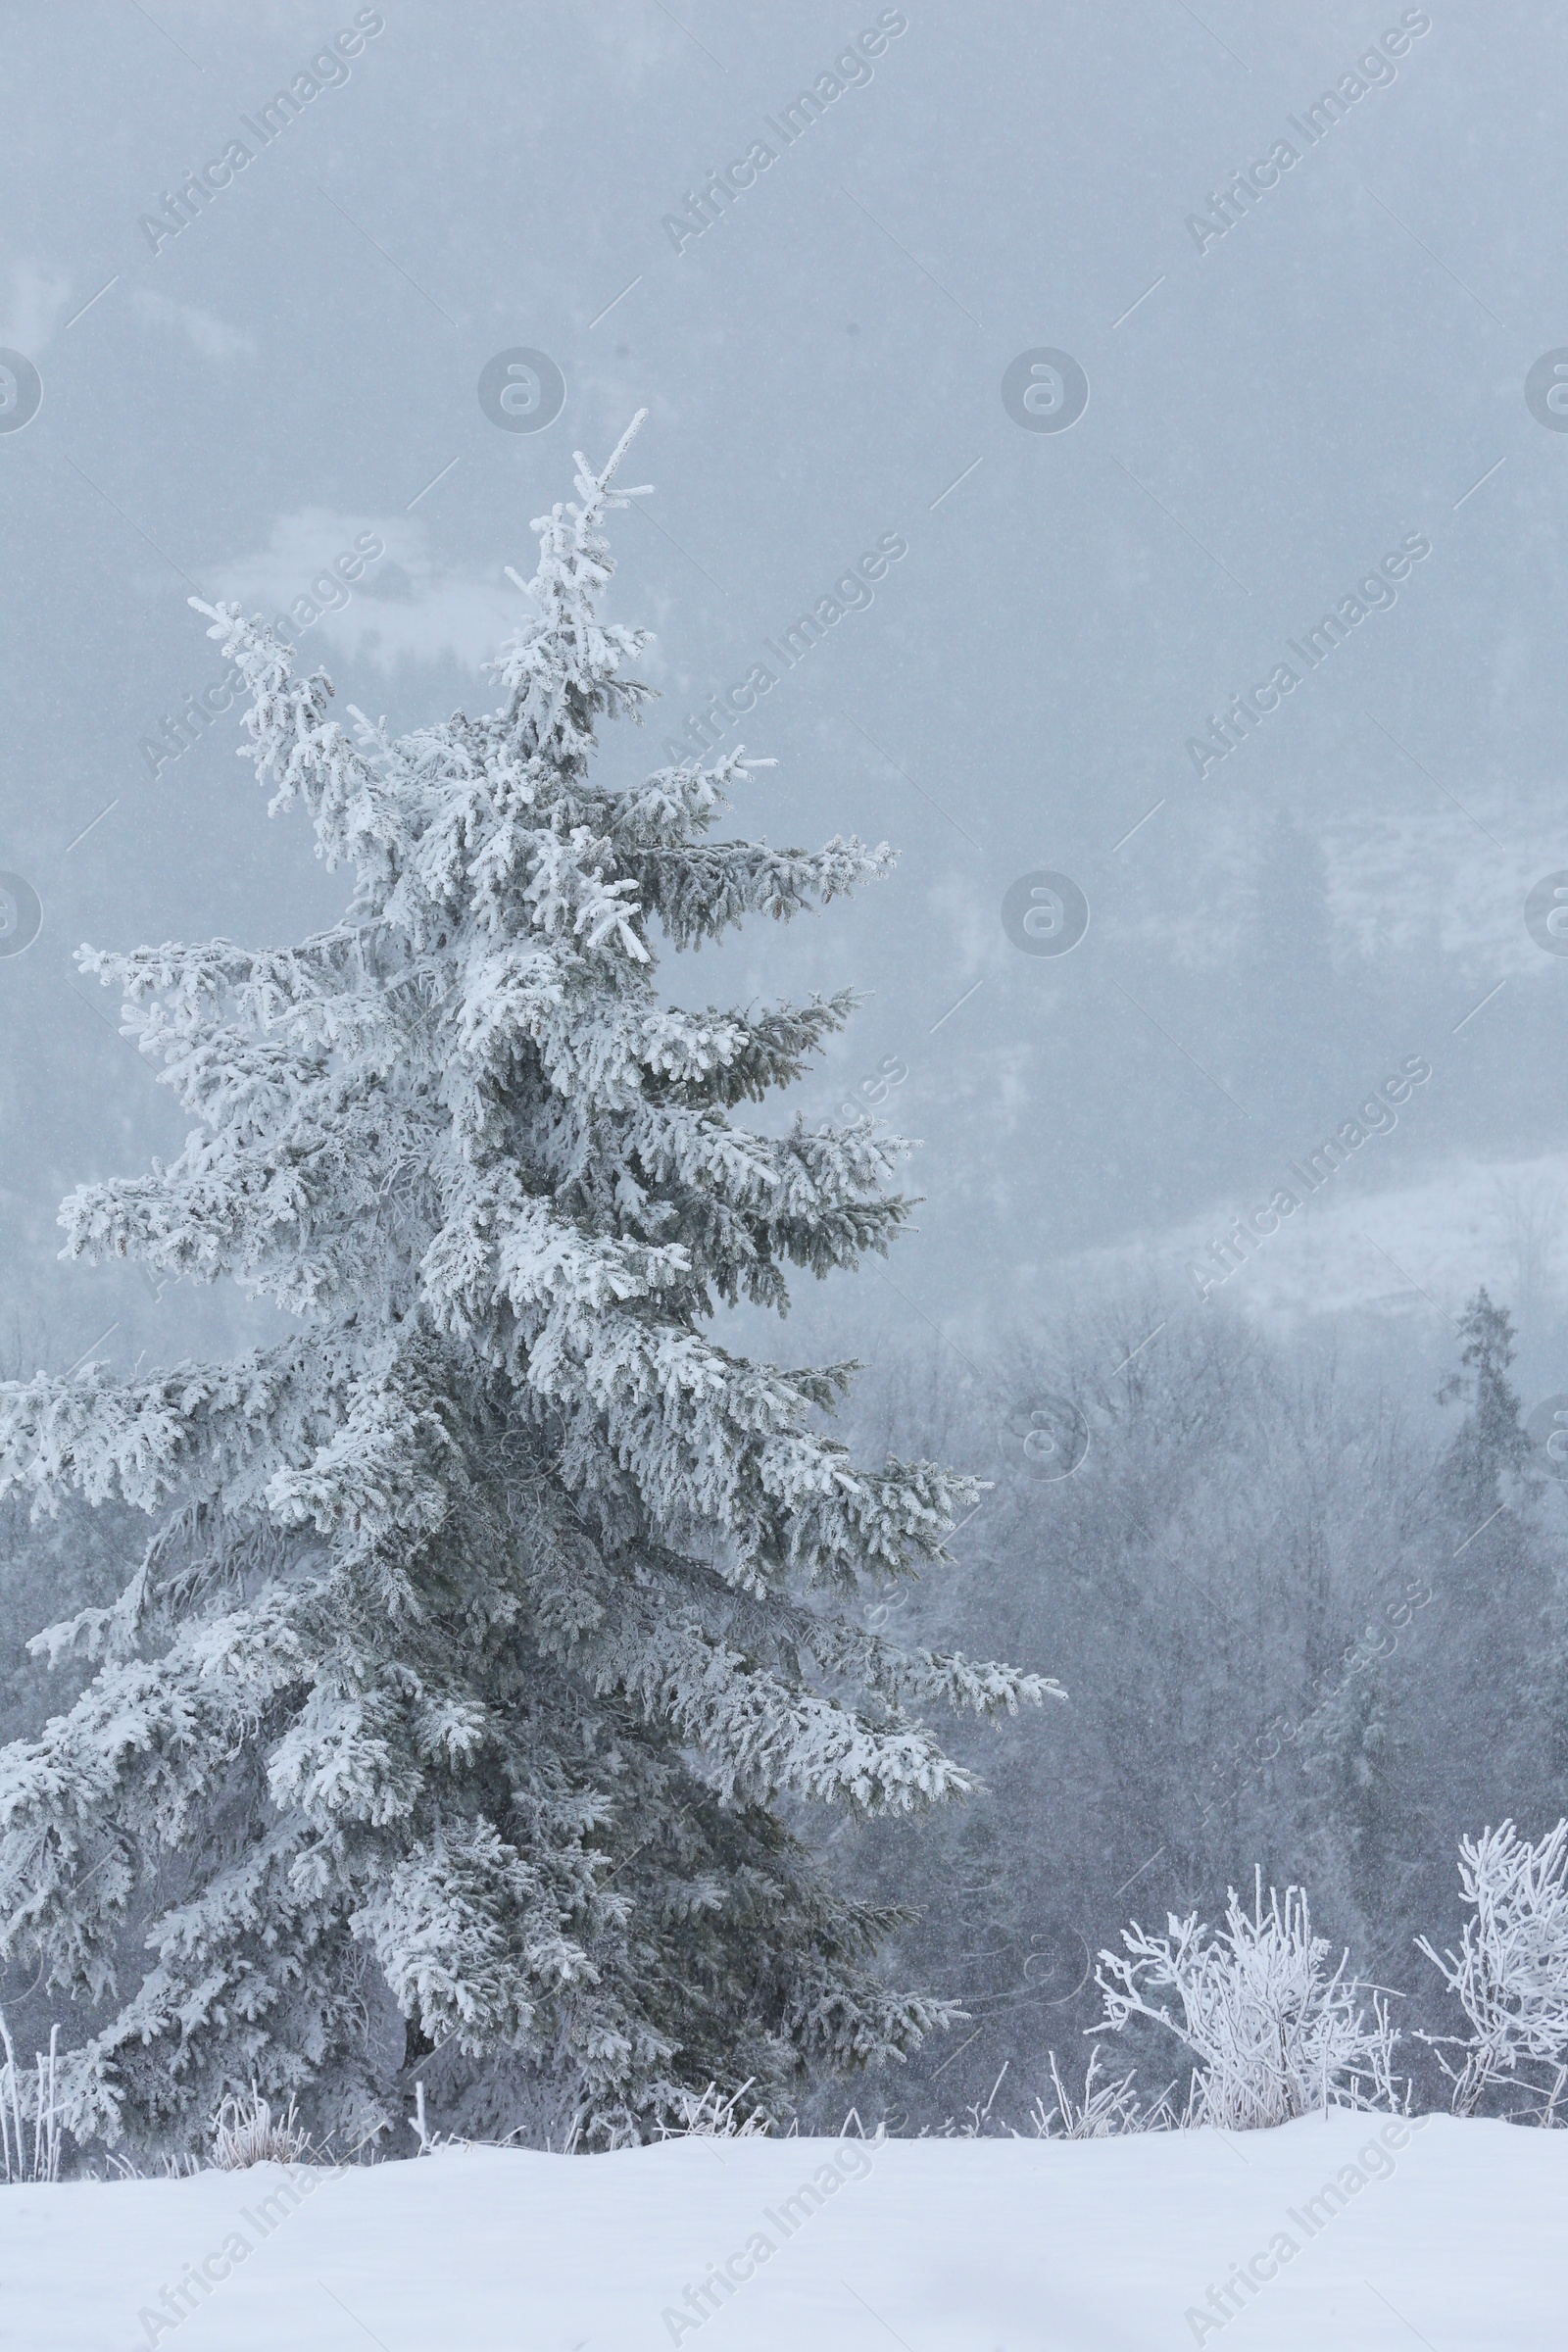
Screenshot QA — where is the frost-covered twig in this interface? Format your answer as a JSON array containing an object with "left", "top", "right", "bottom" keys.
[
  {"left": 0, "top": 2014, "right": 61, "bottom": 2182},
  {"left": 405, "top": 2079, "right": 470, "bottom": 2154}
]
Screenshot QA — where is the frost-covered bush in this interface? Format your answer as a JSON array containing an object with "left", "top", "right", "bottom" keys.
[
  {"left": 210, "top": 2086, "right": 314, "bottom": 2170},
  {"left": 1027, "top": 2047, "right": 1172, "bottom": 2139},
  {"left": 918, "top": 2059, "right": 1016, "bottom": 2138},
  {"left": 1416, "top": 1819, "right": 1568, "bottom": 2119},
  {"left": 1093, "top": 1872, "right": 1401, "bottom": 2129},
  {"left": 656, "top": 2078, "right": 771, "bottom": 2138}
]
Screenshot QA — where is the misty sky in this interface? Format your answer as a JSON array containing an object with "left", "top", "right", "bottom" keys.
[{"left": 3, "top": 0, "right": 1567, "bottom": 1407}]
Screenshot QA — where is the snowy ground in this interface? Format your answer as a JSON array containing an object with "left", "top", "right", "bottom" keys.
[{"left": 8, "top": 2110, "right": 1561, "bottom": 2350}]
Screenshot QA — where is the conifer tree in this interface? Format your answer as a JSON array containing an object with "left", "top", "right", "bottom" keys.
[
  {"left": 0, "top": 420, "right": 1052, "bottom": 2152},
  {"left": 1431, "top": 1288, "right": 1549, "bottom": 1858},
  {"left": 1437, "top": 1286, "right": 1534, "bottom": 1525}
]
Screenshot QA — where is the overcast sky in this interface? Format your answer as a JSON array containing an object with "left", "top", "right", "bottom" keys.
[{"left": 3, "top": 1, "right": 1567, "bottom": 1407}]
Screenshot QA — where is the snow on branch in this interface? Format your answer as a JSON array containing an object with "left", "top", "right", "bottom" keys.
[{"left": 187, "top": 600, "right": 392, "bottom": 873}]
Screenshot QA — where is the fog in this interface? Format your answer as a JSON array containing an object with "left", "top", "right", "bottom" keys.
[{"left": 4, "top": 2, "right": 1566, "bottom": 1396}]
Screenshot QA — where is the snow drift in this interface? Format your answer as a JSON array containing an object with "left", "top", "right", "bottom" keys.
[{"left": 9, "top": 2111, "right": 1563, "bottom": 2350}]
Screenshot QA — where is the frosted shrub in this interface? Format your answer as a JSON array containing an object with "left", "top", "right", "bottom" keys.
[
  {"left": 1094, "top": 1871, "right": 1402, "bottom": 2129},
  {"left": 921, "top": 2060, "right": 1014, "bottom": 2138},
  {"left": 657, "top": 2078, "right": 771, "bottom": 2138},
  {"left": 1416, "top": 1819, "right": 1568, "bottom": 2120},
  {"left": 922, "top": 2050, "right": 1172, "bottom": 2140},
  {"left": 1028, "top": 2047, "right": 1173, "bottom": 2139},
  {"left": 210, "top": 2086, "right": 314, "bottom": 2170},
  {"left": 101, "top": 2150, "right": 201, "bottom": 2180}
]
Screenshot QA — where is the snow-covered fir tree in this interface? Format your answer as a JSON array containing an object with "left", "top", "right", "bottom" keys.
[
  {"left": 1437, "top": 1288, "right": 1534, "bottom": 1527},
  {"left": 0, "top": 418, "right": 1053, "bottom": 2153}
]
